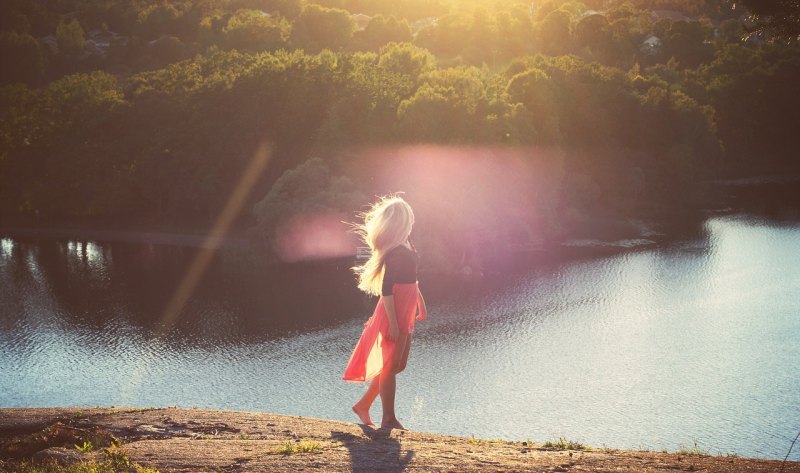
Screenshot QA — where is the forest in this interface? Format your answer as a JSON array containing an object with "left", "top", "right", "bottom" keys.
[{"left": 0, "top": 0, "right": 798, "bottom": 269}]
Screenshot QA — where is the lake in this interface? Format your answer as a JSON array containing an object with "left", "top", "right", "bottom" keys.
[{"left": 1, "top": 210, "right": 799, "bottom": 460}]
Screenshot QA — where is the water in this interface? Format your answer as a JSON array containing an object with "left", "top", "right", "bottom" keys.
[{"left": 1, "top": 213, "right": 799, "bottom": 460}]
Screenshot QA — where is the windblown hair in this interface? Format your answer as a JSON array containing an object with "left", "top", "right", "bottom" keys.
[{"left": 352, "top": 195, "right": 415, "bottom": 296}]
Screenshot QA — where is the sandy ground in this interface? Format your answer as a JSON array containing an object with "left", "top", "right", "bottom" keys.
[{"left": 1, "top": 407, "right": 797, "bottom": 472}]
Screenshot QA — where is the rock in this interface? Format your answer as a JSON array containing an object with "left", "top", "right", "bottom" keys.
[{"left": 32, "top": 447, "right": 85, "bottom": 465}]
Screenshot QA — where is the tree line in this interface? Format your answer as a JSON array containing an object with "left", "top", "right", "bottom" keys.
[{"left": 0, "top": 0, "right": 798, "bottom": 268}]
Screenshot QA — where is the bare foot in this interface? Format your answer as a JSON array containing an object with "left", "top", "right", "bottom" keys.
[
  {"left": 380, "top": 419, "right": 406, "bottom": 430},
  {"left": 352, "top": 404, "right": 375, "bottom": 427}
]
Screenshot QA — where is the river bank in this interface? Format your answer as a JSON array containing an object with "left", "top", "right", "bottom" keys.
[{"left": 1, "top": 408, "right": 797, "bottom": 472}]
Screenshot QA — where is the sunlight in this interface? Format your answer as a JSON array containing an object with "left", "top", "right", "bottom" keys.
[
  {"left": 157, "top": 142, "right": 272, "bottom": 335},
  {"left": 274, "top": 212, "right": 353, "bottom": 262},
  {"left": 0, "top": 238, "right": 13, "bottom": 260},
  {"left": 66, "top": 240, "right": 103, "bottom": 264},
  {"left": 120, "top": 143, "right": 272, "bottom": 399},
  {"left": 346, "top": 145, "right": 555, "bottom": 267}
]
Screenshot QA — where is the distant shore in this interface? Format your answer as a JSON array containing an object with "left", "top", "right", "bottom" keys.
[
  {"left": 0, "top": 225, "right": 251, "bottom": 249},
  {"left": 1, "top": 407, "right": 797, "bottom": 472}
]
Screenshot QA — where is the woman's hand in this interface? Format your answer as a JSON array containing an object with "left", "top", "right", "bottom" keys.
[
  {"left": 416, "top": 290, "right": 428, "bottom": 321},
  {"left": 387, "top": 321, "right": 400, "bottom": 342},
  {"left": 383, "top": 295, "right": 399, "bottom": 341}
]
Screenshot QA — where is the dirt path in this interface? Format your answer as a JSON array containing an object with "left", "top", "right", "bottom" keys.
[{"left": 1, "top": 408, "right": 797, "bottom": 472}]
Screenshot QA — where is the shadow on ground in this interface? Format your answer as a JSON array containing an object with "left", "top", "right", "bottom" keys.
[{"left": 331, "top": 425, "right": 414, "bottom": 473}]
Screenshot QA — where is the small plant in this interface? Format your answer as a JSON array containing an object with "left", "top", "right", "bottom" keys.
[
  {"left": 676, "top": 440, "right": 709, "bottom": 456},
  {"left": 542, "top": 437, "right": 589, "bottom": 451},
  {"left": 238, "top": 434, "right": 250, "bottom": 440},
  {"left": 104, "top": 444, "right": 134, "bottom": 469},
  {"left": 296, "top": 439, "right": 321, "bottom": 453},
  {"left": 1, "top": 458, "right": 161, "bottom": 472},
  {"left": 469, "top": 435, "right": 505, "bottom": 445},
  {"left": 274, "top": 439, "right": 321, "bottom": 455},
  {"left": 71, "top": 412, "right": 88, "bottom": 420},
  {"left": 74, "top": 441, "right": 93, "bottom": 452}
]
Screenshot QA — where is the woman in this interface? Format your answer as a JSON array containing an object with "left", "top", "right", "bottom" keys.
[{"left": 343, "top": 195, "right": 427, "bottom": 430}]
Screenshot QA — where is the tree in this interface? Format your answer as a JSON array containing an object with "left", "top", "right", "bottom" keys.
[
  {"left": 0, "top": 31, "right": 44, "bottom": 85},
  {"left": 253, "top": 157, "right": 365, "bottom": 254},
  {"left": 56, "top": 18, "right": 85, "bottom": 58},
  {"left": 657, "top": 19, "right": 715, "bottom": 68},
  {"left": 738, "top": 0, "right": 800, "bottom": 40},
  {"left": 377, "top": 42, "right": 435, "bottom": 81},
  {"left": 231, "top": 0, "right": 304, "bottom": 19},
  {"left": 507, "top": 67, "right": 561, "bottom": 144},
  {"left": 351, "top": 15, "right": 412, "bottom": 51},
  {"left": 536, "top": 9, "right": 571, "bottom": 56},
  {"left": 224, "top": 8, "right": 290, "bottom": 51},
  {"left": 494, "top": 8, "right": 534, "bottom": 59},
  {"left": 290, "top": 4, "right": 355, "bottom": 53},
  {"left": 573, "top": 13, "right": 615, "bottom": 63}
]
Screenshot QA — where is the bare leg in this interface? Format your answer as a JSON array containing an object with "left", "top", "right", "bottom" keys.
[
  {"left": 380, "top": 333, "right": 408, "bottom": 430},
  {"left": 352, "top": 378, "right": 380, "bottom": 426}
]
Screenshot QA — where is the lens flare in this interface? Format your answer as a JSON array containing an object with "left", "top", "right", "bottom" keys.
[
  {"left": 121, "top": 142, "right": 271, "bottom": 400},
  {"left": 274, "top": 212, "right": 355, "bottom": 262}
]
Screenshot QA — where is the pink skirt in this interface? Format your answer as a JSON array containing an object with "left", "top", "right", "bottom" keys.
[{"left": 342, "top": 283, "right": 420, "bottom": 382}]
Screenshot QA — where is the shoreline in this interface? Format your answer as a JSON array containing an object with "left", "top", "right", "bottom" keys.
[
  {"left": 1, "top": 407, "right": 798, "bottom": 472},
  {"left": 0, "top": 225, "right": 251, "bottom": 249}
]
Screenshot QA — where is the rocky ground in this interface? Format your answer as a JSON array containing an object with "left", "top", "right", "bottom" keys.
[{"left": 1, "top": 407, "right": 797, "bottom": 472}]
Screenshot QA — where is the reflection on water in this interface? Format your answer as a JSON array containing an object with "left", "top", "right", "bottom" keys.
[{"left": 1, "top": 214, "right": 799, "bottom": 461}]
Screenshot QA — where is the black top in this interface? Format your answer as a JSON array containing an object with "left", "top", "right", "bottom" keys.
[{"left": 381, "top": 244, "right": 418, "bottom": 296}]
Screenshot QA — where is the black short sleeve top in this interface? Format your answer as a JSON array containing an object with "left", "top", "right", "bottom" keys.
[{"left": 381, "top": 244, "right": 418, "bottom": 296}]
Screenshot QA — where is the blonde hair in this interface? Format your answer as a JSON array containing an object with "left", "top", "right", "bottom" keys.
[{"left": 352, "top": 195, "right": 415, "bottom": 296}]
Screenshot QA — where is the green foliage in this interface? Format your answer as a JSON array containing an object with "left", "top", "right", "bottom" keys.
[
  {"left": 676, "top": 440, "right": 709, "bottom": 456},
  {"left": 377, "top": 42, "right": 435, "bottom": 80},
  {"left": 542, "top": 437, "right": 589, "bottom": 451},
  {"left": 56, "top": 18, "right": 86, "bottom": 58},
  {"left": 0, "top": 0, "right": 796, "bottom": 261},
  {"left": 738, "top": 0, "right": 800, "bottom": 40},
  {"left": 201, "top": 8, "right": 291, "bottom": 52},
  {"left": 291, "top": 4, "right": 355, "bottom": 53},
  {"left": 352, "top": 15, "right": 412, "bottom": 51},
  {"left": 274, "top": 438, "right": 321, "bottom": 454},
  {"left": 226, "top": 9, "right": 290, "bottom": 51},
  {"left": 396, "top": 66, "right": 509, "bottom": 142},
  {"left": 0, "top": 31, "right": 44, "bottom": 85},
  {"left": 536, "top": 9, "right": 571, "bottom": 56},
  {"left": 2, "top": 445, "right": 161, "bottom": 472},
  {"left": 253, "top": 157, "right": 365, "bottom": 242},
  {"left": 0, "top": 71, "right": 128, "bottom": 216},
  {"left": 75, "top": 440, "right": 93, "bottom": 452}
]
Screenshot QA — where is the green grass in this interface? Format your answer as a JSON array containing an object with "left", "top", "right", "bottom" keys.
[
  {"left": 542, "top": 437, "right": 590, "bottom": 451},
  {"left": 0, "top": 461, "right": 160, "bottom": 473},
  {"left": 274, "top": 439, "right": 321, "bottom": 455},
  {"left": 1, "top": 445, "right": 160, "bottom": 473},
  {"left": 74, "top": 441, "right": 93, "bottom": 453},
  {"left": 468, "top": 435, "right": 507, "bottom": 445},
  {"left": 676, "top": 440, "right": 709, "bottom": 456}
]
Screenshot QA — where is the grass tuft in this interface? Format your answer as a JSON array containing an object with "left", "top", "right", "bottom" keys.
[
  {"left": 469, "top": 435, "right": 506, "bottom": 445},
  {"left": 542, "top": 437, "right": 589, "bottom": 451},
  {"left": 274, "top": 439, "right": 321, "bottom": 455},
  {"left": 676, "top": 440, "right": 709, "bottom": 456},
  {"left": 0, "top": 449, "right": 160, "bottom": 473},
  {"left": 74, "top": 441, "right": 93, "bottom": 453}
]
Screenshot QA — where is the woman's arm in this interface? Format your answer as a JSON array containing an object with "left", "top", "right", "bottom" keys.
[
  {"left": 416, "top": 288, "right": 428, "bottom": 321},
  {"left": 383, "top": 295, "right": 400, "bottom": 341}
]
